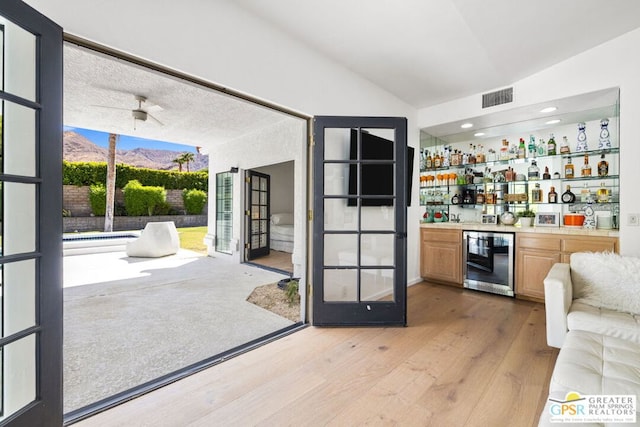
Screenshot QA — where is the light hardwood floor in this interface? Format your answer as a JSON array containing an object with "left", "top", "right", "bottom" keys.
[
  {"left": 250, "top": 250, "right": 294, "bottom": 274},
  {"left": 75, "top": 282, "right": 558, "bottom": 427}
]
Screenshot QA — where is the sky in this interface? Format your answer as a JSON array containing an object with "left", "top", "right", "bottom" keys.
[{"left": 65, "top": 126, "right": 199, "bottom": 153}]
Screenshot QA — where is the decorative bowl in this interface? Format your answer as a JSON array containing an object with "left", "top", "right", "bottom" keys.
[{"left": 500, "top": 211, "right": 517, "bottom": 225}]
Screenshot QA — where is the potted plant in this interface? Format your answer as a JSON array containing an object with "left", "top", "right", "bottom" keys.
[{"left": 518, "top": 209, "right": 536, "bottom": 227}]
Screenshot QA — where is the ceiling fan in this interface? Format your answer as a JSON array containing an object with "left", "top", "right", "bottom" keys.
[{"left": 93, "top": 94, "right": 164, "bottom": 130}]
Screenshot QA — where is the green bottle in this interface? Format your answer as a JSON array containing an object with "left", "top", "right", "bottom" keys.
[{"left": 547, "top": 133, "right": 557, "bottom": 155}]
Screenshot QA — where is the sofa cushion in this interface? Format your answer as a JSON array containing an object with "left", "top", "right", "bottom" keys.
[
  {"left": 539, "top": 330, "right": 640, "bottom": 426},
  {"left": 570, "top": 252, "right": 640, "bottom": 315},
  {"left": 568, "top": 301, "right": 640, "bottom": 345}
]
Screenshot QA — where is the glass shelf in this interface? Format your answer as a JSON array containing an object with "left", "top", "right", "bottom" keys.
[{"left": 419, "top": 148, "right": 620, "bottom": 174}]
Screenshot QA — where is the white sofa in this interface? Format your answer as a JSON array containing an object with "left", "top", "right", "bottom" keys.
[{"left": 540, "top": 252, "right": 640, "bottom": 426}]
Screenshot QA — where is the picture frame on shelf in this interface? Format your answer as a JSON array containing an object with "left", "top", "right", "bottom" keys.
[
  {"left": 481, "top": 214, "right": 498, "bottom": 225},
  {"left": 535, "top": 212, "right": 560, "bottom": 227}
]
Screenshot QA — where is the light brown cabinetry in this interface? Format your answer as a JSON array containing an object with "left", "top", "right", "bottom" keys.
[
  {"left": 515, "top": 233, "right": 618, "bottom": 302},
  {"left": 420, "top": 228, "right": 462, "bottom": 286}
]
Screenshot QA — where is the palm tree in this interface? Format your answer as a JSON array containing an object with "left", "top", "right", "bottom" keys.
[
  {"left": 180, "top": 152, "right": 195, "bottom": 172},
  {"left": 104, "top": 133, "right": 118, "bottom": 232},
  {"left": 172, "top": 156, "right": 185, "bottom": 172}
]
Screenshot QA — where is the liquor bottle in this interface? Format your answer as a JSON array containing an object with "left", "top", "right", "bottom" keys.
[
  {"left": 598, "top": 118, "right": 612, "bottom": 149},
  {"left": 548, "top": 186, "right": 558, "bottom": 203},
  {"left": 476, "top": 145, "right": 486, "bottom": 163},
  {"left": 596, "top": 182, "right": 609, "bottom": 203},
  {"left": 561, "top": 185, "right": 576, "bottom": 203},
  {"left": 451, "top": 193, "right": 460, "bottom": 204},
  {"left": 564, "top": 158, "right": 575, "bottom": 179},
  {"left": 543, "top": 166, "right": 551, "bottom": 180},
  {"left": 434, "top": 152, "right": 441, "bottom": 168},
  {"left": 576, "top": 122, "right": 588, "bottom": 152},
  {"left": 476, "top": 189, "right": 485, "bottom": 204},
  {"left": 442, "top": 147, "right": 450, "bottom": 168},
  {"left": 505, "top": 166, "right": 515, "bottom": 182},
  {"left": 528, "top": 160, "right": 540, "bottom": 180},
  {"left": 518, "top": 138, "right": 526, "bottom": 159},
  {"left": 598, "top": 154, "right": 609, "bottom": 177},
  {"left": 560, "top": 136, "right": 571, "bottom": 154},
  {"left": 528, "top": 134, "right": 537, "bottom": 157},
  {"left": 580, "top": 183, "right": 592, "bottom": 203},
  {"left": 581, "top": 154, "right": 592, "bottom": 177},
  {"left": 547, "top": 133, "right": 557, "bottom": 155},
  {"left": 537, "top": 138, "right": 547, "bottom": 156},
  {"left": 426, "top": 151, "right": 433, "bottom": 169},
  {"left": 500, "top": 139, "right": 509, "bottom": 160},
  {"left": 531, "top": 183, "right": 543, "bottom": 203},
  {"left": 486, "top": 190, "right": 496, "bottom": 204}
]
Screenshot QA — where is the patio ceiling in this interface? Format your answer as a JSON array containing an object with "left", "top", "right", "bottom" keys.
[{"left": 64, "top": 43, "right": 299, "bottom": 149}]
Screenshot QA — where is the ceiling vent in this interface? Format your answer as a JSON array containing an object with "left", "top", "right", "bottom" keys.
[{"left": 482, "top": 87, "right": 513, "bottom": 108}]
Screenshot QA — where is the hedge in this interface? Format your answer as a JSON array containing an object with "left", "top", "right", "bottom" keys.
[
  {"left": 122, "top": 180, "right": 167, "bottom": 216},
  {"left": 63, "top": 161, "right": 208, "bottom": 191}
]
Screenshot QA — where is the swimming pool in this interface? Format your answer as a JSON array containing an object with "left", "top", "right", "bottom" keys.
[{"left": 63, "top": 231, "right": 141, "bottom": 256}]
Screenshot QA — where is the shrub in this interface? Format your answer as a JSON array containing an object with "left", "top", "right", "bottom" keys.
[
  {"left": 153, "top": 200, "right": 173, "bottom": 216},
  {"left": 88, "top": 184, "right": 107, "bottom": 216},
  {"left": 182, "top": 189, "right": 208, "bottom": 214},
  {"left": 123, "top": 180, "right": 167, "bottom": 216}
]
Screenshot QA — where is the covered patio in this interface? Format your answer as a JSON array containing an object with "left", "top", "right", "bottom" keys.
[{"left": 63, "top": 249, "right": 293, "bottom": 413}]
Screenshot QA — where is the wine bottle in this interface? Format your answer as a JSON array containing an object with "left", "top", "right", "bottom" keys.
[{"left": 547, "top": 133, "right": 557, "bottom": 155}]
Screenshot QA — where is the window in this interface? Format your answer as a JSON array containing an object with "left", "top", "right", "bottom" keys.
[{"left": 215, "top": 172, "right": 233, "bottom": 254}]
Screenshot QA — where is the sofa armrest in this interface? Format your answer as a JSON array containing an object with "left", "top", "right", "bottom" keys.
[{"left": 543, "top": 263, "right": 573, "bottom": 348}]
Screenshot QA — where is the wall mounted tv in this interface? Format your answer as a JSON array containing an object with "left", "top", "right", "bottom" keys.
[{"left": 347, "top": 129, "right": 413, "bottom": 207}]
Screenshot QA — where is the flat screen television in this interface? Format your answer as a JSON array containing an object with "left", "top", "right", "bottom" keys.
[{"left": 348, "top": 129, "right": 413, "bottom": 206}]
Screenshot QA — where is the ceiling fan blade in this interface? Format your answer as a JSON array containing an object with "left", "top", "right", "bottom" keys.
[
  {"left": 146, "top": 104, "right": 164, "bottom": 113},
  {"left": 147, "top": 113, "right": 164, "bottom": 126},
  {"left": 90, "top": 104, "right": 130, "bottom": 111}
]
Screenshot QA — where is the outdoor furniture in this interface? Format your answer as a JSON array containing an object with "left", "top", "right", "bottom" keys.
[{"left": 126, "top": 221, "right": 180, "bottom": 257}]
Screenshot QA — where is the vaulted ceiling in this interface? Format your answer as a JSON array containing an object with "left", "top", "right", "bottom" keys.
[{"left": 234, "top": 0, "right": 640, "bottom": 108}]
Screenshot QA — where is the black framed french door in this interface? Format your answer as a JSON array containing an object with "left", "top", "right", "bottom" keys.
[
  {"left": 245, "top": 170, "right": 270, "bottom": 260},
  {"left": 0, "top": 1, "right": 63, "bottom": 426},
  {"left": 312, "top": 116, "right": 407, "bottom": 326}
]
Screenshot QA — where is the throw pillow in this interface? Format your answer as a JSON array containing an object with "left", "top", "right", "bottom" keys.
[{"left": 571, "top": 252, "right": 640, "bottom": 315}]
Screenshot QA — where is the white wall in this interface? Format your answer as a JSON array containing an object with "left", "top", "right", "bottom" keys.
[
  {"left": 24, "top": 0, "right": 422, "bottom": 284},
  {"left": 418, "top": 28, "right": 640, "bottom": 256},
  {"left": 208, "top": 118, "right": 307, "bottom": 269},
  {"left": 253, "top": 161, "right": 295, "bottom": 216}
]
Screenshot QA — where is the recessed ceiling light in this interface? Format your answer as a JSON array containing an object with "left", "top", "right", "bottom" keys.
[
  {"left": 461, "top": 123, "right": 473, "bottom": 129},
  {"left": 474, "top": 132, "right": 485, "bottom": 137},
  {"left": 546, "top": 119, "right": 561, "bottom": 125},
  {"left": 540, "top": 107, "right": 557, "bottom": 113}
]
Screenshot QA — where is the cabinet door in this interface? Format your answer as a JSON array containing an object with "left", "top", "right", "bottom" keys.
[
  {"left": 516, "top": 249, "right": 561, "bottom": 300},
  {"left": 421, "top": 241, "right": 462, "bottom": 285}
]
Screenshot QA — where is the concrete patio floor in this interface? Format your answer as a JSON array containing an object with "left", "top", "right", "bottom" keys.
[{"left": 63, "top": 249, "right": 292, "bottom": 413}]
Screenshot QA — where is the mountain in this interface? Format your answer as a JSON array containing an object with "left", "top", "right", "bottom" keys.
[{"left": 63, "top": 131, "right": 208, "bottom": 171}]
